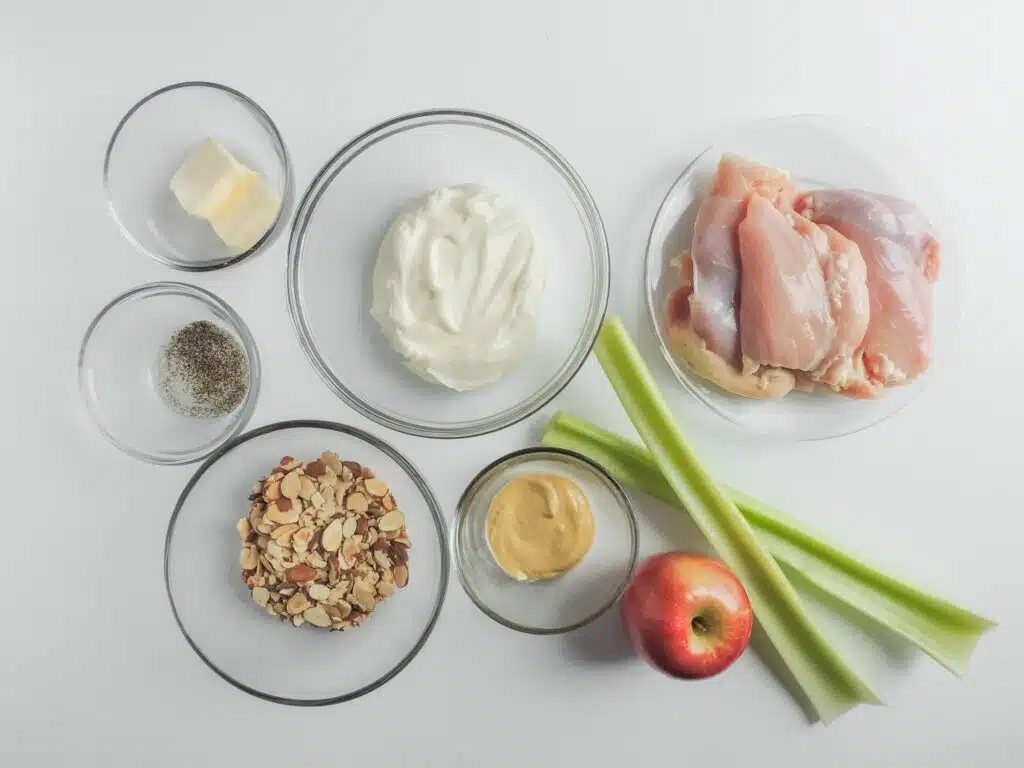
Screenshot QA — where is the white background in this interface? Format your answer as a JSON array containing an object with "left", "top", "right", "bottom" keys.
[{"left": 2, "top": 1, "right": 1022, "bottom": 765}]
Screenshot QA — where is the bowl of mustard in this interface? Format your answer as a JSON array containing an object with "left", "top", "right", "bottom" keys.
[{"left": 452, "top": 447, "right": 638, "bottom": 634}]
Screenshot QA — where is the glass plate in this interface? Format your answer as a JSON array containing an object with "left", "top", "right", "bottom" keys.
[
  {"left": 164, "top": 420, "right": 448, "bottom": 705},
  {"left": 645, "top": 115, "right": 964, "bottom": 440}
]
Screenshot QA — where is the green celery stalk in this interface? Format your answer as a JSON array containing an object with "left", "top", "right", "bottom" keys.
[
  {"left": 593, "top": 317, "right": 881, "bottom": 723},
  {"left": 542, "top": 411, "right": 995, "bottom": 677}
]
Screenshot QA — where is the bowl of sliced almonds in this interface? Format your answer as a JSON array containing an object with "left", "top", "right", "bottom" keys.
[{"left": 164, "top": 420, "right": 449, "bottom": 705}]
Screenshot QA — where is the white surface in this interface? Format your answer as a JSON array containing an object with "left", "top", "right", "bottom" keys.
[{"left": 1, "top": 1, "right": 1021, "bottom": 765}]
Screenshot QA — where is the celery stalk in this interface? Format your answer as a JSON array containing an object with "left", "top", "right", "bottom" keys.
[
  {"left": 593, "top": 317, "right": 880, "bottom": 723},
  {"left": 542, "top": 411, "right": 995, "bottom": 677}
]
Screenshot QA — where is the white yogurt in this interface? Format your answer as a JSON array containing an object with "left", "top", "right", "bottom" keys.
[{"left": 371, "top": 184, "right": 546, "bottom": 391}]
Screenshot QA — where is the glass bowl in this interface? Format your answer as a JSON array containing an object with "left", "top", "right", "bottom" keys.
[
  {"left": 165, "top": 420, "right": 449, "bottom": 705},
  {"left": 288, "top": 109, "right": 609, "bottom": 438},
  {"left": 104, "top": 81, "right": 293, "bottom": 271},
  {"left": 453, "top": 448, "right": 638, "bottom": 634},
  {"left": 78, "top": 282, "right": 260, "bottom": 464},
  {"left": 645, "top": 115, "right": 964, "bottom": 440}
]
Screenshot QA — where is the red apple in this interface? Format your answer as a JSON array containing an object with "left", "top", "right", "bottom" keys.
[{"left": 621, "top": 552, "right": 752, "bottom": 679}]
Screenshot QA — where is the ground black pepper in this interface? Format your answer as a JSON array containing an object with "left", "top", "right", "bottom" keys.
[{"left": 158, "top": 320, "right": 249, "bottom": 417}]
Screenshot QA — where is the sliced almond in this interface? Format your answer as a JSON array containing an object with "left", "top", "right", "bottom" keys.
[
  {"left": 373, "top": 549, "right": 392, "bottom": 570},
  {"left": 341, "top": 538, "right": 360, "bottom": 565},
  {"left": 279, "top": 456, "right": 302, "bottom": 471},
  {"left": 390, "top": 542, "right": 409, "bottom": 565},
  {"left": 304, "top": 605, "right": 331, "bottom": 628},
  {"left": 381, "top": 493, "right": 395, "bottom": 511},
  {"left": 280, "top": 471, "right": 301, "bottom": 500},
  {"left": 352, "top": 580, "right": 377, "bottom": 612},
  {"left": 321, "top": 451, "right": 344, "bottom": 473},
  {"left": 271, "top": 523, "right": 299, "bottom": 542},
  {"left": 364, "top": 478, "right": 389, "bottom": 497},
  {"left": 346, "top": 492, "right": 369, "bottom": 514},
  {"left": 265, "top": 501, "right": 299, "bottom": 525},
  {"left": 239, "top": 546, "right": 257, "bottom": 570},
  {"left": 319, "top": 469, "right": 338, "bottom": 488},
  {"left": 236, "top": 518, "right": 252, "bottom": 541},
  {"left": 285, "top": 563, "right": 316, "bottom": 582},
  {"left": 321, "top": 519, "right": 344, "bottom": 552},
  {"left": 291, "top": 615, "right": 305, "bottom": 627},
  {"left": 263, "top": 481, "right": 281, "bottom": 502},
  {"left": 299, "top": 475, "right": 317, "bottom": 500},
  {"left": 327, "top": 582, "right": 350, "bottom": 604},
  {"left": 307, "top": 552, "right": 327, "bottom": 569},
  {"left": 376, "top": 581, "right": 394, "bottom": 598},
  {"left": 377, "top": 510, "right": 405, "bottom": 532},
  {"left": 286, "top": 591, "right": 311, "bottom": 615},
  {"left": 319, "top": 498, "right": 337, "bottom": 520},
  {"left": 334, "top": 482, "right": 353, "bottom": 505},
  {"left": 307, "top": 583, "right": 330, "bottom": 602},
  {"left": 251, "top": 586, "right": 270, "bottom": 607},
  {"left": 393, "top": 564, "right": 409, "bottom": 588},
  {"left": 310, "top": 491, "right": 325, "bottom": 509},
  {"left": 341, "top": 517, "right": 357, "bottom": 538},
  {"left": 306, "top": 459, "right": 327, "bottom": 478},
  {"left": 334, "top": 599, "right": 352, "bottom": 618}
]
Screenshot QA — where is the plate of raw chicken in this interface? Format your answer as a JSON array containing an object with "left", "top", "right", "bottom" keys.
[{"left": 646, "top": 115, "right": 962, "bottom": 440}]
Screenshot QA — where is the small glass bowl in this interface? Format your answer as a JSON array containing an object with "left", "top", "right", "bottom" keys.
[
  {"left": 645, "top": 115, "right": 964, "bottom": 441},
  {"left": 78, "top": 282, "right": 260, "bottom": 464},
  {"left": 288, "top": 109, "right": 610, "bottom": 439},
  {"left": 104, "top": 81, "right": 293, "bottom": 271},
  {"left": 453, "top": 448, "right": 638, "bottom": 634},
  {"left": 165, "top": 420, "right": 449, "bottom": 705}
]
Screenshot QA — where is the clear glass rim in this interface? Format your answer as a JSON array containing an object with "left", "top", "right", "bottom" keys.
[
  {"left": 102, "top": 80, "right": 294, "bottom": 272},
  {"left": 77, "top": 281, "right": 262, "bottom": 465},
  {"left": 163, "top": 419, "right": 451, "bottom": 706},
  {"left": 644, "top": 113, "right": 965, "bottom": 442},
  {"left": 287, "top": 108, "right": 610, "bottom": 439},
  {"left": 452, "top": 447, "right": 638, "bottom": 635}
]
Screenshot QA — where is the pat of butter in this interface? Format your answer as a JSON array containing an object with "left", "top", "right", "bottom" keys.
[
  {"left": 209, "top": 173, "right": 281, "bottom": 253},
  {"left": 169, "top": 138, "right": 281, "bottom": 253},
  {"left": 169, "top": 138, "right": 254, "bottom": 220}
]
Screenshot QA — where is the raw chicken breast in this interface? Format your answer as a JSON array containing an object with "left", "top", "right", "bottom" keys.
[
  {"left": 790, "top": 218, "right": 874, "bottom": 396},
  {"left": 689, "top": 155, "right": 794, "bottom": 365},
  {"left": 737, "top": 194, "right": 835, "bottom": 372},
  {"left": 663, "top": 252, "right": 795, "bottom": 399},
  {"left": 795, "top": 190, "right": 941, "bottom": 386}
]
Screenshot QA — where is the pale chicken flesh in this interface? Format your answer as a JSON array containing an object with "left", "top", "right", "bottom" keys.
[
  {"left": 737, "top": 194, "right": 835, "bottom": 372},
  {"left": 689, "top": 155, "right": 794, "bottom": 365},
  {"left": 790, "top": 218, "right": 874, "bottom": 396},
  {"left": 663, "top": 252, "right": 795, "bottom": 399},
  {"left": 795, "top": 190, "right": 941, "bottom": 386},
  {"left": 662, "top": 155, "right": 940, "bottom": 400}
]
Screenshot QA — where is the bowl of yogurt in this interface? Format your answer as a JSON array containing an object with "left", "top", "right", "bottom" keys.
[{"left": 287, "top": 109, "right": 610, "bottom": 438}]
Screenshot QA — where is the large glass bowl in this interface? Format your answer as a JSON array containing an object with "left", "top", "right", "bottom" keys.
[
  {"left": 164, "top": 420, "right": 449, "bottom": 705},
  {"left": 78, "top": 282, "right": 260, "bottom": 464},
  {"left": 645, "top": 115, "right": 964, "bottom": 440},
  {"left": 288, "top": 109, "right": 609, "bottom": 438}
]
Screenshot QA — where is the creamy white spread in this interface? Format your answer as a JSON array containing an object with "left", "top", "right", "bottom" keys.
[{"left": 371, "top": 185, "right": 545, "bottom": 391}]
